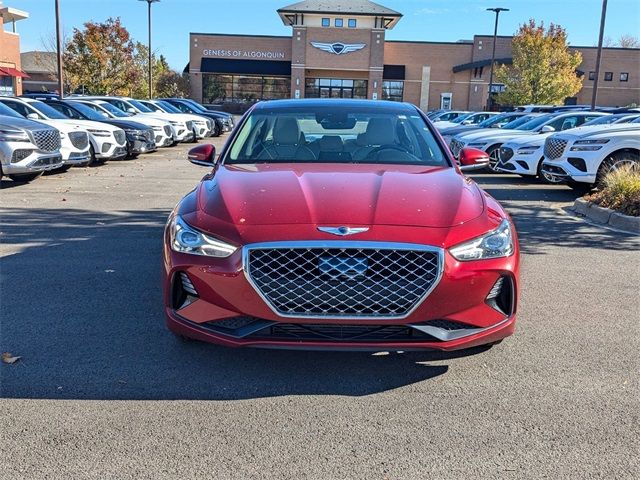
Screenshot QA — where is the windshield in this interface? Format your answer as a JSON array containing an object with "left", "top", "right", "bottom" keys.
[
  {"left": 181, "top": 99, "right": 207, "bottom": 112},
  {"left": 128, "top": 99, "right": 154, "bottom": 113},
  {"left": 226, "top": 105, "right": 448, "bottom": 167},
  {"left": 66, "top": 102, "right": 107, "bottom": 121},
  {"left": 450, "top": 112, "right": 475, "bottom": 124},
  {"left": 157, "top": 100, "right": 181, "bottom": 114},
  {"left": 478, "top": 113, "right": 515, "bottom": 128},
  {"left": 0, "top": 102, "right": 22, "bottom": 118},
  {"left": 517, "top": 114, "right": 555, "bottom": 131},
  {"left": 96, "top": 101, "right": 128, "bottom": 118},
  {"left": 30, "top": 100, "right": 69, "bottom": 120},
  {"left": 501, "top": 115, "right": 535, "bottom": 130}
]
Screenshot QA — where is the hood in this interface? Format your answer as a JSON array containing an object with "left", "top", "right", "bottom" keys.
[
  {"left": 504, "top": 132, "right": 553, "bottom": 147},
  {"left": 102, "top": 119, "right": 151, "bottom": 131},
  {"left": 555, "top": 123, "right": 640, "bottom": 139},
  {"left": 59, "top": 119, "right": 119, "bottom": 132},
  {"left": 456, "top": 128, "right": 531, "bottom": 142},
  {"left": 0, "top": 114, "right": 55, "bottom": 131},
  {"left": 194, "top": 163, "right": 485, "bottom": 228},
  {"left": 36, "top": 119, "right": 86, "bottom": 134},
  {"left": 129, "top": 115, "right": 170, "bottom": 128}
]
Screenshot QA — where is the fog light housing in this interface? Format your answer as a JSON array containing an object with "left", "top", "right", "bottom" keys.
[{"left": 101, "top": 142, "right": 112, "bottom": 153}]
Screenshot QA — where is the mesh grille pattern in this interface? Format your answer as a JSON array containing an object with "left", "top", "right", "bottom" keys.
[
  {"left": 32, "top": 129, "right": 61, "bottom": 152},
  {"left": 114, "top": 130, "right": 126, "bottom": 145},
  {"left": 246, "top": 245, "right": 441, "bottom": 318},
  {"left": 68, "top": 131, "right": 89, "bottom": 149},
  {"left": 11, "top": 149, "right": 33, "bottom": 163},
  {"left": 449, "top": 139, "right": 464, "bottom": 158},
  {"left": 249, "top": 323, "right": 436, "bottom": 341},
  {"left": 143, "top": 129, "right": 154, "bottom": 141},
  {"left": 544, "top": 138, "right": 568, "bottom": 159},
  {"left": 163, "top": 125, "right": 172, "bottom": 136},
  {"left": 499, "top": 146, "right": 514, "bottom": 163}
]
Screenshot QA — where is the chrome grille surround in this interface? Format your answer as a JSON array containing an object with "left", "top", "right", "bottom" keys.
[
  {"left": 244, "top": 241, "right": 444, "bottom": 320},
  {"left": 32, "top": 129, "right": 61, "bottom": 152},
  {"left": 114, "top": 129, "right": 126, "bottom": 145},
  {"left": 544, "top": 137, "right": 568, "bottom": 160},
  {"left": 68, "top": 131, "right": 89, "bottom": 150}
]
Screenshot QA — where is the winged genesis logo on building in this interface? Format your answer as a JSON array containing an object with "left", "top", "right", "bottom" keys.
[{"left": 310, "top": 42, "right": 366, "bottom": 55}]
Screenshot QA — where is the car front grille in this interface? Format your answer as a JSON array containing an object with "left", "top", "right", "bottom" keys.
[
  {"left": 449, "top": 139, "right": 464, "bottom": 158},
  {"left": 68, "top": 131, "right": 89, "bottom": 150},
  {"left": 247, "top": 323, "right": 437, "bottom": 341},
  {"left": 163, "top": 125, "right": 172, "bottom": 136},
  {"left": 245, "top": 243, "right": 442, "bottom": 319},
  {"left": 114, "top": 130, "right": 126, "bottom": 145},
  {"left": 11, "top": 149, "right": 33, "bottom": 163},
  {"left": 186, "top": 120, "right": 194, "bottom": 131},
  {"left": 500, "top": 146, "right": 514, "bottom": 162},
  {"left": 32, "top": 129, "right": 61, "bottom": 152},
  {"left": 544, "top": 137, "right": 568, "bottom": 159}
]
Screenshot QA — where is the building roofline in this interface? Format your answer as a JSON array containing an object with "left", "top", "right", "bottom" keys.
[
  {"left": 190, "top": 32, "right": 291, "bottom": 39},
  {"left": 385, "top": 39, "right": 474, "bottom": 46},
  {"left": 277, "top": 8, "right": 401, "bottom": 17}
]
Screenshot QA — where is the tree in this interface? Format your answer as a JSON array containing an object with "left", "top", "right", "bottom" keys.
[
  {"left": 155, "top": 71, "right": 190, "bottom": 98},
  {"left": 63, "top": 18, "right": 138, "bottom": 95},
  {"left": 494, "top": 20, "right": 583, "bottom": 106},
  {"left": 617, "top": 35, "right": 640, "bottom": 48}
]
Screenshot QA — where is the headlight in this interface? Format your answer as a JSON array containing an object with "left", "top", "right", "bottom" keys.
[
  {"left": 169, "top": 215, "right": 237, "bottom": 257},
  {"left": 467, "top": 142, "right": 486, "bottom": 148},
  {"left": 570, "top": 139, "right": 609, "bottom": 151},
  {"left": 152, "top": 126, "right": 163, "bottom": 131},
  {"left": 169, "top": 120, "right": 182, "bottom": 126},
  {"left": 0, "top": 128, "right": 29, "bottom": 142},
  {"left": 516, "top": 145, "right": 540, "bottom": 154},
  {"left": 449, "top": 220, "right": 514, "bottom": 261},
  {"left": 87, "top": 129, "right": 111, "bottom": 137}
]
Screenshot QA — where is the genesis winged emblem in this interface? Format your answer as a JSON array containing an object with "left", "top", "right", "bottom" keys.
[
  {"left": 310, "top": 42, "right": 366, "bottom": 55},
  {"left": 317, "top": 226, "right": 370, "bottom": 236}
]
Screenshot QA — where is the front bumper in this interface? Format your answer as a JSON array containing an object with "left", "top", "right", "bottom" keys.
[
  {"left": 94, "top": 140, "right": 128, "bottom": 160},
  {"left": 497, "top": 151, "right": 542, "bottom": 176},
  {"left": 60, "top": 145, "right": 90, "bottom": 166},
  {"left": 163, "top": 235, "right": 519, "bottom": 351},
  {"left": 2, "top": 150, "right": 64, "bottom": 174},
  {"left": 541, "top": 156, "right": 597, "bottom": 184},
  {"left": 127, "top": 137, "right": 157, "bottom": 155}
]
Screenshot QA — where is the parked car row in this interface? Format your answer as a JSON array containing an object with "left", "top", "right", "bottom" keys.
[
  {"left": 432, "top": 106, "right": 640, "bottom": 190},
  {"left": 0, "top": 96, "right": 234, "bottom": 183}
]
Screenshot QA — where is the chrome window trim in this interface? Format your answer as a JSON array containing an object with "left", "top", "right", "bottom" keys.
[{"left": 242, "top": 240, "right": 445, "bottom": 320}]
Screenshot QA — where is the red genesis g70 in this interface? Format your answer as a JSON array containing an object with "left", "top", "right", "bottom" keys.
[{"left": 163, "top": 99, "right": 519, "bottom": 350}]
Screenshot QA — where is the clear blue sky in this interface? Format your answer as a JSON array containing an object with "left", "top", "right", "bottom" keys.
[{"left": 14, "top": 0, "right": 640, "bottom": 70}]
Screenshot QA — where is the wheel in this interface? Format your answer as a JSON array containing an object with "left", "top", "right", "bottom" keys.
[
  {"left": 8, "top": 172, "right": 42, "bottom": 182},
  {"left": 88, "top": 145, "right": 99, "bottom": 166},
  {"left": 595, "top": 151, "right": 639, "bottom": 189},
  {"left": 486, "top": 145, "right": 502, "bottom": 173},
  {"left": 537, "top": 158, "right": 563, "bottom": 184},
  {"left": 213, "top": 122, "right": 222, "bottom": 137}
]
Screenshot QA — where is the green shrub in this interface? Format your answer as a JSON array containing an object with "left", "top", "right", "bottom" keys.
[{"left": 587, "top": 165, "right": 640, "bottom": 216}]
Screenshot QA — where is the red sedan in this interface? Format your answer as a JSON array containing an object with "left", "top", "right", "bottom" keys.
[{"left": 163, "top": 99, "right": 519, "bottom": 351}]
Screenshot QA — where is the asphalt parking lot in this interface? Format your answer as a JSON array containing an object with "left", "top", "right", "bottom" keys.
[{"left": 1, "top": 138, "right": 638, "bottom": 479}]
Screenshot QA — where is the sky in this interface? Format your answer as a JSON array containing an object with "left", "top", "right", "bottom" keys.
[{"left": 12, "top": 0, "right": 640, "bottom": 70}]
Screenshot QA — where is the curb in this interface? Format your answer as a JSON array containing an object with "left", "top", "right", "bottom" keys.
[{"left": 571, "top": 198, "right": 640, "bottom": 234}]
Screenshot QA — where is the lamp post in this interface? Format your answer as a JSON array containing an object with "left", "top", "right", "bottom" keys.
[
  {"left": 591, "top": 0, "right": 608, "bottom": 111},
  {"left": 486, "top": 7, "right": 509, "bottom": 111},
  {"left": 139, "top": 0, "right": 160, "bottom": 98},
  {"left": 55, "top": 0, "right": 63, "bottom": 97}
]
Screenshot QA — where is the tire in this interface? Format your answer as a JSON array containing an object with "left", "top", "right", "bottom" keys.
[
  {"left": 8, "top": 172, "right": 42, "bottom": 182},
  {"left": 191, "top": 129, "right": 198, "bottom": 143},
  {"left": 595, "top": 151, "right": 640, "bottom": 189},
  {"left": 537, "top": 157, "right": 563, "bottom": 184},
  {"left": 213, "top": 122, "right": 222, "bottom": 137},
  {"left": 486, "top": 145, "right": 502, "bottom": 173},
  {"left": 88, "top": 145, "right": 98, "bottom": 166}
]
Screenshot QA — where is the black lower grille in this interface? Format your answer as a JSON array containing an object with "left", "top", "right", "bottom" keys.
[
  {"left": 246, "top": 323, "right": 437, "bottom": 342},
  {"left": 11, "top": 149, "right": 33, "bottom": 163}
]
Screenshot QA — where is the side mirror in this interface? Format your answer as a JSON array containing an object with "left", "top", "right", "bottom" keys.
[
  {"left": 458, "top": 147, "right": 490, "bottom": 172},
  {"left": 540, "top": 125, "right": 555, "bottom": 133},
  {"left": 188, "top": 144, "right": 216, "bottom": 167},
  {"left": 26, "top": 113, "right": 40, "bottom": 120},
  {"left": 461, "top": 119, "right": 473, "bottom": 125},
  {"left": 126, "top": 108, "right": 137, "bottom": 114}
]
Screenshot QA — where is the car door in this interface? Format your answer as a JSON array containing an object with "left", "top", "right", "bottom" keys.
[{"left": 49, "top": 103, "right": 81, "bottom": 120}]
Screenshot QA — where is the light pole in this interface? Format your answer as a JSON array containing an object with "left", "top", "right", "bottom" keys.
[
  {"left": 486, "top": 7, "right": 509, "bottom": 111},
  {"left": 139, "top": 0, "right": 160, "bottom": 98},
  {"left": 591, "top": 0, "right": 608, "bottom": 111},
  {"left": 55, "top": 0, "right": 63, "bottom": 97}
]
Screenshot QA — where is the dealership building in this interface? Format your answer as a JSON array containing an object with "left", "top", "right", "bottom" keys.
[{"left": 188, "top": 0, "right": 640, "bottom": 112}]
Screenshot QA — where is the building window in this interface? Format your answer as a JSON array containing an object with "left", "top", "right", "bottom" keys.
[
  {"left": 588, "top": 71, "right": 595, "bottom": 81},
  {"left": 202, "top": 74, "right": 290, "bottom": 104},
  {"left": 305, "top": 78, "right": 368, "bottom": 99},
  {"left": 321, "top": 18, "right": 330, "bottom": 27},
  {"left": 473, "top": 67, "right": 483, "bottom": 79},
  {"left": 604, "top": 72, "right": 613, "bottom": 81},
  {"left": 620, "top": 72, "right": 629, "bottom": 82},
  {"left": 335, "top": 18, "right": 343, "bottom": 27},
  {"left": 0, "top": 76, "right": 14, "bottom": 95},
  {"left": 382, "top": 80, "right": 404, "bottom": 102},
  {"left": 348, "top": 19, "right": 357, "bottom": 28}
]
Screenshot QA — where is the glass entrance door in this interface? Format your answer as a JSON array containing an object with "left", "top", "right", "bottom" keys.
[{"left": 305, "top": 78, "right": 368, "bottom": 99}]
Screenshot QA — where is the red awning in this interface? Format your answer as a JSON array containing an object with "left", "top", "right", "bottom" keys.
[{"left": 0, "top": 67, "right": 29, "bottom": 78}]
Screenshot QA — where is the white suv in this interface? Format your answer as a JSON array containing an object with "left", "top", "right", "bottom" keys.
[
  {"left": 0, "top": 110, "right": 63, "bottom": 182},
  {"left": 541, "top": 122, "right": 640, "bottom": 190},
  {"left": 137, "top": 99, "right": 213, "bottom": 140}
]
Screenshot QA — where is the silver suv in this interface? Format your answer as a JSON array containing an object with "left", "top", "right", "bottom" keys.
[{"left": 0, "top": 106, "right": 63, "bottom": 182}]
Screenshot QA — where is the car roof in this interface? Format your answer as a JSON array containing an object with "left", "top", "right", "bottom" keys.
[{"left": 252, "top": 98, "right": 420, "bottom": 112}]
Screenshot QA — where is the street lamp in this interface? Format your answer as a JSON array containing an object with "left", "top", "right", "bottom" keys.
[
  {"left": 591, "top": 0, "right": 608, "bottom": 111},
  {"left": 139, "top": 0, "right": 160, "bottom": 98},
  {"left": 55, "top": 0, "right": 63, "bottom": 97},
  {"left": 486, "top": 7, "right": 509, "bottom": 111}
]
